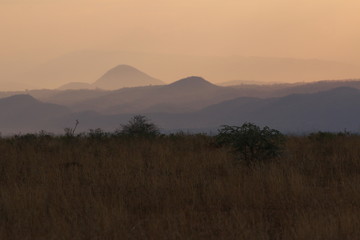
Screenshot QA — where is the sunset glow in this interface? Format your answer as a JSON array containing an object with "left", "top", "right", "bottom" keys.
[{"left": 1, "top": 0, "right": 360, "bottom": 87}]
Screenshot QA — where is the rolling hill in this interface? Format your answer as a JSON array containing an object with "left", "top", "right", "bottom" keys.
[{"left": 0, "top": 95, "right": 71, "bottom": 134}]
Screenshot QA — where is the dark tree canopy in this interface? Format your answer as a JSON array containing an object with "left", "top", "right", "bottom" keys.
[
  {"left": 216, "top": 122, "right": 285, "bottom": 164},
  {"left": 117, "top": 115, "right": 160, "bottom": 137}
]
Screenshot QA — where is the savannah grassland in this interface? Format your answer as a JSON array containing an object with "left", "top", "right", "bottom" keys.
[{"left": 0, "top": 133, "right": 359, "bottom": 239}]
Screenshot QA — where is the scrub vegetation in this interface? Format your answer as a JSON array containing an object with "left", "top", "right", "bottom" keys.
[{"left": 0, "top": 122, "right": 359, "bottom": 239}]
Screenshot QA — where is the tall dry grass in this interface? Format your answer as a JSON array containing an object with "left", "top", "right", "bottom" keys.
[{"left": 0, "top": 133, "right": 359, "bottom": 239}]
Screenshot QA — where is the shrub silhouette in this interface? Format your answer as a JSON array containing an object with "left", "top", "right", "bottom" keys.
[
  {"left": 88, "top": 128, "right": 108, "bottom": 139},
  {"left": 64, "top": 120, "right": 80, "bottom": 138},
  {"left": 216, "top": 122, "right": 284, "bottom": 165},
  {"left": 308, "top": 131, "right": 351, "bottom": 142},
  {"left": 117, "top": 115, "right": 160, "bottom": 137}
]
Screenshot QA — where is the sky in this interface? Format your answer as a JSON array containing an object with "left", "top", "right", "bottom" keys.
[{"left": 1, "top": 0, "right": 360, "bottom": 88}]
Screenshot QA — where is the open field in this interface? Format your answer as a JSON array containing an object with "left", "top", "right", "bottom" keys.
[{"left": 0, "top": 133, "right": 360, "bottom": 239}]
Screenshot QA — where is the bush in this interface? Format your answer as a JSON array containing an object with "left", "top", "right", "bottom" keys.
[
  {"left": 308, "top": 131, "right": 351, "bottom": 142},
  {"left": 216, "top": 122, "right": 285, "bottom": 165},
  {"left": 87, "top": 128, "right": 108, "bottom": 140},
  {"left": 64, "top": 120, "right": 80, "bottom": 138},
  {"left": 116, "top": 115, "right": 160, "bottom": 137}
]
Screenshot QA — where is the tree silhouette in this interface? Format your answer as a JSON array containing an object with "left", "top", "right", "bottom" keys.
[
  {"left": 117, "top": 115, "right": 160, "bottom": 137},
  {"left": 216, "top": 122, "right": 284, "bottom": 164}
]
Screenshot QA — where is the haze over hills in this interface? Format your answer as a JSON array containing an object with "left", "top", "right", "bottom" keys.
[
  {"left": 189, "top": 87, "right": 360, "bottom": 132},
  {"left": 100, "top": 87, "right": 359, "bottom": 133},
  {"left": 40, "top": 89, "right": 110, "bottom": 106},
  {"left": 61, "top": 76, "right": 243, "bottom": 114},
  {"left": 54, "top": 87, "right": 360, "bottom": 133},
  {"left": 3, "top": 50, "right": 360, "bottom": 90},
  {"left": 3, "top": 76, "right": 360, "bottom": 104},
  {"left": 0, "top": 81, "right": 38, "bottom": 92},
  {"left": 57, "top": 64, "right": 164, "bottom": 90},
  {"left": 272, "top": 79, "right": 360, "bottom": 97},
  {"left": 3, "top": 75, "right": 360, "bottom": 134},
  {"left": 2, "top": 82, "right": 360, "bottom": 134},
  {"left": 217, "top": 79, "right": 360, "bottom": 98},
  {"left": 58, "top": 82, "right": 94, "bottom": 90}
]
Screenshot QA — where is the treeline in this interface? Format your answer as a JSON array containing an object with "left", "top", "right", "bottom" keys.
[{"left": 2, "top": 115, "right": 356, "bottom": 166}]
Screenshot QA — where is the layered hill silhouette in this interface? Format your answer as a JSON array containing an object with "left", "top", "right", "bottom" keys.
[
  {"left": 2, "top": 78, "right": 360, "bottom": 134},
  {"left": 272, "top": 79, "right": 360, "bottom": 97},
  {"left": 59, "top": 76, "right": 243, "bottom": 114},
  {"left": 0, "top": 95, "right": 70, "bottom": 134},
  {"left": 46, "top": 78, "right": 360, "bottom": 115},
  {"left": 188, "top": 87, "right": 360, "bottom": 132},
  {"left": 215, "top": 79, "right": 360, "bottom": 98},
  {"left": 55, "top": 87, "right": 360, "bottom": 133}
]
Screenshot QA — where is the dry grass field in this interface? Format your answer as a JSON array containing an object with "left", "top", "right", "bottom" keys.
[{"left": 0, "top": 133, "right": 359, "bottom": 239}]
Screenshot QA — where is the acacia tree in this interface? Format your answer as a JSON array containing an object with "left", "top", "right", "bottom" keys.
[
  {"left": 216, "top": 122, "right": 285, "bottom": 165},
  {"left": 117, "top": 115, "right": 160, "bottom": 137}
]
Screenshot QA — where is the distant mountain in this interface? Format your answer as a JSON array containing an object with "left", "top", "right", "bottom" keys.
[
  {"left": 58, "top": 82, "right": 94, "bottom": 90},
  {"left": 93, "top": 65, "right": 164, "bottom": 90},
  {"left": 8, "top": 50, "right": 360, "bottom": 89},
  {"left": 0, "top": 95, "right": 70, "bottom": 134}
]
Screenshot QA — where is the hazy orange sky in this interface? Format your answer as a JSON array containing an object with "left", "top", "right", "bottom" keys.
[{"left": 1, "top": 0, "right": 360, "bottom": 88}]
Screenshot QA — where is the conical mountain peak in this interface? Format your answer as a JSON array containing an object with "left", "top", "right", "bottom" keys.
[{"left": 93, "top": 64, "right": 164, "bottom": 90}]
